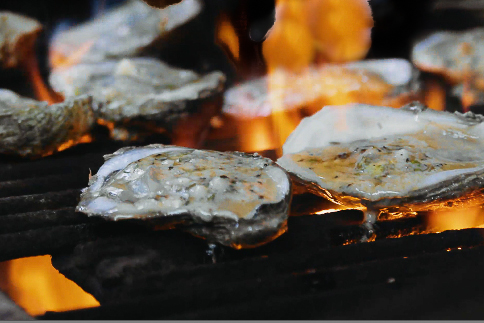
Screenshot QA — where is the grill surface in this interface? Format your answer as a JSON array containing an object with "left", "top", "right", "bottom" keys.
[{"left": 0, "top": 137, "right": 483, "bottom": 319}]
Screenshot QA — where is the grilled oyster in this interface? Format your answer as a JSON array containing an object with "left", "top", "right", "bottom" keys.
[
  {"left": 277, "top": 102, "right": 484, "bottom": 224},
  {"left": 0, "top": 12, "right": 42, "bottom": 69},
  {"left": 223, "top": 59, "right": 420, "bottom": 119},
  {"left": 77, "top": 144, "right": 292, "bottom": 248},
  {"left": 49, "top": 0, "right": 201, "bottom": 67},
  {"left": 49, "top": 58, "right": 225, "bottom": 140},
  {"left": 0, "top": 89, "right": 94, "bottom": 157},
  {"left": 412, "top": 28, "right": 484, "bottom": 86}
]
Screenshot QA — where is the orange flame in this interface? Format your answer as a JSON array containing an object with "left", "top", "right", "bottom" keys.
[
  {"left": 49, "top": 40, "right": 95, "bottom": 70},
  {"left": 0, "top": 255, "right": 99, "bottom": 316},
  {"left": 424, "top": 79, "right": 446, "bottom": 111},
  {"left": 426, "top": 207, "right": 484, "bottom": 233},
  {"left": 263, "top": 0, "right": 373, "bottom": 72},
  {"left": 261, "top": 0, "right": 373, "bottom": 152},
  {"left": 21, "top": 51, "right": 64, "bottom": 105},
  {"left": 216, "top": 13, "right": 240, "bottom": 62},
  {"left": 56, "top": 134, "right": 93, "bottom": 152}
]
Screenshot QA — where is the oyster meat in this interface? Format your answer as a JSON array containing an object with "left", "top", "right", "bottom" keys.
[
  {"left": 49, "top": 0, "right": 201, "bottom": 67},
  {"left": 0, "top": 89, "right": 95, "bottom": 157},
  {"left": 277, "top": 102, "right": 484, "bottom": 222},
  {"left": 0, "top": 11, "right": 42, "bottom": 68},
  {"left": 77, "top": 144, "right": 292, "bottom": 248},
  {"left": 412, "top": 28, "right": 484, "bottom": 86},
  {"left": 49, "top": 58, "right": 225, "bottom": 140}
]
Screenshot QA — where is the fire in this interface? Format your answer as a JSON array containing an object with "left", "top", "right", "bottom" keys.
[
  {"left": 262, "top": 0, "right": 373, "bottom": 72},
  {"left": 216, "top": 13, "right": 240, "bottom": 62},
  {"left": 426, "top": 207, "right": 484, "bottom": 233},
  {"left": 459, "top": 42, "right": 478, "bottom": 112},
  {"left": 21, "top": 51, "right": 64, "bottom": 105},
  {"left": 49, "top": 40, "right": 95, "bottom": 70},
  {"left": 56, "top": 134, "right": 93, "bottom": 152},
  {"left": 0, "top": 255, "right": 99, "bottom": 316},
  {"left": 424, "top": 78, "right": 446, "bottom": 111},
  {"left": 262, "top": 0, "right": 373, "bottom": 152}
]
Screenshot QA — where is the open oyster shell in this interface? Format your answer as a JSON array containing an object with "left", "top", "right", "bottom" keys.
[
  {"left": 49, "top": 0, "right": 202, "bottom": 67},
  {"left": 412, "top": 28, "right": 484, "bottom": 86},
  {"left": 0, "top": 90, "right": 95, "bottom": 157},
  {"left": 0, "top": 12, "right": 42, "bottom": 69},
  {"left": 277, "top": 102, "right": 484, "bottom": 220},
  {"left": 77, "top": 144, "right": 292, "bottom": 248},
  {"left": 49, "top": 58, "right": 225, "bottom": 140},
  {"left": 223, "top": 59, "right": 420, "bottom": 119}
]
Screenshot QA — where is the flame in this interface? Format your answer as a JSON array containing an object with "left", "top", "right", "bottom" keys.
[
  {"left": 49, "top": 40, "right": 95, "bottom": 70},
  {"left": 259, "top": 0, "right": 373, "bottom": 152},
  {"left": 426, "top": 207, "right": 484, "bottom": 233},
  {"left": 424, "top": 79, "right": 446, "bottom": 111},
  {"left": 459, "top": 42, "right": 477, "bottom": 112},
  {"left": 216, "top": 13, "right": 239, "bottom": 62},
  {"left": 57, "top": 134, "right": 93, "bottom": 152},
  {"left": 21, "top": 51, "right": 64, "bottom": 105},
  {"left": 263, "top": 0, "right": 373, "bottom": 72},
  {"left": 0, "top": 255, "right": 99, "bottom": 316}
]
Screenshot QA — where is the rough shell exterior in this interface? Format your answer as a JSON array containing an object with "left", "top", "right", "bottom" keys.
[
  {"left": 49, "top": 58, "right": 226, "bottom": 140},
  {"left": 0, "top": 89, "right": 95, "bottom": 157}
]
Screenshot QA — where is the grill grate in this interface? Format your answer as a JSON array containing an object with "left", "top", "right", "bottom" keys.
[{"left": 0, "top": 141, "right": 483, "bottom": 319}]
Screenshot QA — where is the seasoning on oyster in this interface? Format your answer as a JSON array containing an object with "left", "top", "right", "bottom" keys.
[
  {"left": 277, "top": 102, "right": 484, "bottom": 227},
  {"left": 49, "top": 0, "right": 201, "bottom": 67},
  {"left": 411, "top": 28, "right": 484, "bottom": 86},
  {"left": 77, "top": 144, "right": 292, "bottom": 248},
  {"left": 0, "top": 11, "right": 42, "bottom": 69},
  {"left": 49, "top": 58, "right": 226, "bottom": 141},
  {"left": 0, "top": 89, "right": 95, "bottom": 157}
]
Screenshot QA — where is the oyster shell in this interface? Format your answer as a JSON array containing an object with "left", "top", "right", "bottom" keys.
[
  {"left": 77, "top": 144, "right": 292, "bottom": 248},
  {"left": 411, "top": 28, "right": 484, "bottom": 86},
  {"left": 277, "top": 102, "right": 484, "bottom": 222},
  {"left": 0, "top": 89, "right": 95, "bottom": 157},
  {"left": 49, "top": 58, "right": 225, "bottom": 140},
  {"left": 223, "top": 59, "right": 420, "bottom": 118},
  {"left": 0, "top": 12, "right": 42, "bottom": 68},
  {"left": 49, "top": 0, "right": 202, "bottom": 66}
]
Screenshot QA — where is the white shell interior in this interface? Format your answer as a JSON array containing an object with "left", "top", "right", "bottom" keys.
[
  {"left": 79, "top": 146, "right": 290, "bottom": 221},
  {"left": 278, "top": 104, "right": 484, "bottom": 201}
]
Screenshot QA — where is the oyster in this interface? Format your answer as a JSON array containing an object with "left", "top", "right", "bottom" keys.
[
  {"left": 77, "top": 144, "right": 292, "bottom": 248},
  {"left": 0, "top": 12, "right": 42, "bottom": 68},
  {"left": 0, "top": 89, "right": 95, "bottom": 157},
  {"left": 223, "top": 59, "right": 420, "bottom": 119},
  {"left": 411, "top": 28, "right": 484, "bottom": 86},
  {"left": 277, "top": 102, "right": 484, "bottom": 224},
  {"left": 49, "top": 58, "right": 225, "bottom": 140},
  {"left": 49, "top": 0, "right": 201, "bottom": 67}
]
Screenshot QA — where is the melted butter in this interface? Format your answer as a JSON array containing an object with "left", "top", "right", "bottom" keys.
[
  {"left": 290, "top": 128, "right": 484, "bottom": 198},
  {"left": 97, "top": 149, "right": 284, "bottom": 220}
]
